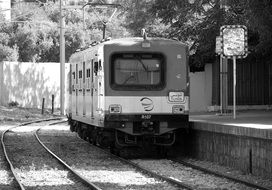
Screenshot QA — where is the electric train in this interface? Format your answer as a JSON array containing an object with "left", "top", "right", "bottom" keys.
[{"left": 67, "top": 33, "right": 189, "bottom": 152}]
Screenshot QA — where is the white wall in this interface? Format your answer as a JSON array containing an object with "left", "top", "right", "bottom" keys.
[
  {"left": 0, "top": 0, "right": 11, "bottom": 21},
  {"left": 0, "top": 62, "right": 69, "bottom": 109},
  {"left": 189, "top": 64, "right": 213, "bottom": 112}
]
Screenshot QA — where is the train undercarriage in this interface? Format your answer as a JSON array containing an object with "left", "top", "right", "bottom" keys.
[{"left": 68, "top": 117, "right": 179, "bottom": 157}]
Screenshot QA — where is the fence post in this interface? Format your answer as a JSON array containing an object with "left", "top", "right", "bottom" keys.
[
  {"left": 51, "top": 94, "right": 54, "bottom": 114},
  {"left": 41, "top": 98, "right": 45, "bottom": 115}
]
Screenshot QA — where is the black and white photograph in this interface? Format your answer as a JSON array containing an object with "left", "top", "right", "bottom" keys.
[{"left": 0, "top": 0, "right": 272, "bottom": 189}]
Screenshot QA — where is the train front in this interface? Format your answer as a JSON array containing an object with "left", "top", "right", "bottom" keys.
[{"left": 103, "top": 37, "right": 189, "bottom": 148}]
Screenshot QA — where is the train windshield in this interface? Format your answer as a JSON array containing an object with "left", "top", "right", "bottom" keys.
[{"left": 111, "top": 53, "right": 165, "bottom": 90}]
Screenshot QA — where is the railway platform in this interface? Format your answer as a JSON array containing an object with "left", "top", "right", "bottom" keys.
[{"left": 187, "top": 110, "right": 272, "bottom": 180}]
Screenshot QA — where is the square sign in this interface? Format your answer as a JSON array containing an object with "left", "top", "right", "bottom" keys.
[{"left": 220, "top": 25, "right": 248, "bottom": 58}]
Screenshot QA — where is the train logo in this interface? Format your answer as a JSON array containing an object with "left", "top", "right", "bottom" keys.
[{"left": 140, "top": 97, "right": 154, "bottom": 111}]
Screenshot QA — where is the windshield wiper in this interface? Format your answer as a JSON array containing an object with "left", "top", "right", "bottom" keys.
[{"left": 136, "top": 57, "right": 148, "bottom": 72}]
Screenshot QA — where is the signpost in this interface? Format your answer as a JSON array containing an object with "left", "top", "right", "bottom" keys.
[
  {"left": 219, "top": 25, "right": 248, "bottom": 119},
  {"left": 216, "top": 36, "right": 226, "bottom": 115}
]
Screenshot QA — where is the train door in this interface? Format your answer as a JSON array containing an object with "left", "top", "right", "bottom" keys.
[
  {"left": 75, "top": 63, "right": 78, "bottom": 115},
  {"left": 91, "top": 59, "right": 94, "bottom": 118},
  {"left": 85, "top": 60, "right": 92, "bottom": 117},
  {"left": 72, "top": 64, "right": 76, "bottom": 116},
  {"left": 93, "top": 59, "right": 99, "bottom": 120},
  {"left": 78, "top": 62, "right": 83, "bottom": 116},
  {"left": 83, "top": 61, "right": 86, "bottom": 116},
  {"left": 97, "top": 59, "right": 104, "bottom": 117}
]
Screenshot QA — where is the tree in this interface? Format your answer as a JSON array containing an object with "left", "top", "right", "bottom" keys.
[
  {"left": 0, "top": 33, "right": 19, "bottom": 62},
  {"left": 5, "top": 1, "right": 131, "bottom": 62},
  {"left": 245, "top": 0, "right": 272, "bottom": 58},
  {"left": 0, "top": 21, "right": 19, "bottom": 62},
  {"left": 148, "top": 0, "right": 272, "bottom": 66}
]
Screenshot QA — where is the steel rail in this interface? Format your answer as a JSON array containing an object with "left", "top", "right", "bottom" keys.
[
  {"left": 86, "top": 142, "right": 195, "bottom": 190},
  {"left": 1, "top": 125, "right": 25, "bottom": 190},
  {"left": 1, "top": 117, "right": 63, "bottom": 190},
  {"left": 35, "top": 125, "right": 102, "bottom": 190},
  {"left": 172, "top": 158, "right": 271, "bottom": 190}
]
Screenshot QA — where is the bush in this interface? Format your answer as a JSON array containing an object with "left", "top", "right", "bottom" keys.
[{"left": 8, "top": 101, "right": 19, "bottom": 107}]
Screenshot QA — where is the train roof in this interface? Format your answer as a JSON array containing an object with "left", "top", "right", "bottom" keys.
[
  {"left": 102, "top": 37, "right": 187, "bottom": 46},
  {"left": 69, "top": 37, "right": 188, "bottom": 61}
]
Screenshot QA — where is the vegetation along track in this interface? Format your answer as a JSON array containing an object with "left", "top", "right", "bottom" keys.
[
  {"left": 1, "top": 118, "right": 99, "bottom": 190},
  {"left": 37, "top": 123, "right": 187, "bottom": 190}
]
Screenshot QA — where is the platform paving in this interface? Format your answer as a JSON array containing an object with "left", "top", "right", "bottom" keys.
[
  {"left": 189, "top": 110, "right": 272, "bottom": 139},
  {"left": 190, "top": 110, "right": 272, "bottom": 127}
]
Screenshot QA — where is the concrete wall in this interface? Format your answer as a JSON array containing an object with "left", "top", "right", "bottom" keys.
[
  {"left": 187, "top": 122, "right": 272, "bottom": 179},
  {"left": 189, "top": 64, "right": 213, "bottom": 112},
  {"left": 0, "top": 62, "right": 69, "bottom": 109}
]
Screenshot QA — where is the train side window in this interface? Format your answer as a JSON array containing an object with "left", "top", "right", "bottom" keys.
[
  {"left": 76, "top": 64, "right": 78, "bottom": 84},
  {"left": 99, "top": 60, "right": 102, "bottom": 70},
  {"left": 79, "top": 70, "right": 82, "bottom": 91},
  {"left": 91, "top": 59, "right": 94, "bottom": 81},
  {"left": 83, "top": 62, "right": 86, "bottom": 83},
  {"left": 72, "top": 72, "right": 76, "bottom": 91},
  {"left": 86, "top": 68, "right": 91, "bottom": 90},
  {"left": 72, "top": 72, "right": 75, "bottom": 79},
  {"left": 87, "top": 69, "right": 91, "bottom": 78},
  {"left": 94, "top": 61, "right": 98, "bottom": 75},
  {"left": 79, "top": 70, "right": 82, "bottom": 79}
]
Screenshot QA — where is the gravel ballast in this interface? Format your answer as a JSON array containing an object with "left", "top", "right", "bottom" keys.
[
  {"left": 131, "top": 159, "right": 260, "bottom": 190},
  {"left": 38, "top": 124, "right": 182, "bottom": 190},
  {"left": 3, "top": 124, "right": 91, "bottom": 190}
]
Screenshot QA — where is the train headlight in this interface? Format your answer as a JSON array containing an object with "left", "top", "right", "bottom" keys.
[
  {"left": 172, "top": 105, "right": 185, "bottom": 114},
  {"left": 109, "top": 104, "right": 122, "bottom": 114},
  {"left": 168, "top": 91, "right": 184, "bottom": 102}
]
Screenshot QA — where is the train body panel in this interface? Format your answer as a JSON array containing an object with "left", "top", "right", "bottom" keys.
[
  {"left": 68, "top": 37, "right": 189, "bottom": 148},
  {"left": 104, "top": 96, "right": 189, "bottom": 114}
]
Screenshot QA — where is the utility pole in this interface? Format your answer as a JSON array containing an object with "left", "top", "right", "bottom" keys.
[{"left": 60, "top": 0, "right": 65, "bottom": 115}]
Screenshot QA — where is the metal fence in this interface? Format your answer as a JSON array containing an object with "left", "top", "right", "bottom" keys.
[{"left": 227, "top": 57, "right": 272, "bottom": 105}]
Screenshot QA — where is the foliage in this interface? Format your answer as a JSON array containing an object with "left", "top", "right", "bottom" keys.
[
  {"left": 0, "top": 24, "right": 19, "bottom": 61},
  {"left": 245, "top": 0, "right": 272, "bottom": 58},
  {"left": 1, "top": 0, "right": 130, "bottom": 63},
  {"left": 8, "top": 101, "right": 19, "bottom": 107},
  {"left": 149, "top": 0, "right": 272, "bottom": 66},
  {"left": 3, "top": 0, "right": 272, "bottom": 65}
]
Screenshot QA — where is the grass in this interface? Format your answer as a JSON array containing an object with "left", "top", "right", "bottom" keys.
[{"left": 0, "top": 106, "right": 59, "bottom": 125}]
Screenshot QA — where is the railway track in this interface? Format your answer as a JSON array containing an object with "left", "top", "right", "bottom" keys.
[
  {"left": 38, "top": 122, "right": 272, "bottom": 190},
  {"left": 0, "top": 126, "right": 21, "bottom": 190},
  {"left": 37, "top": 124, "right": 185, "bottom": 190},
  {"left": 4, "top": 119, "right": 270, "bottom": 190},
  {"left": 1, "top": 118, "right": 100, "bottom": 190},
  {"left": 93, "top": 146, "right": 194, "bottom": 190},
  {"left": 106, "top": 150, "right": 272, "bottom": 189}
]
